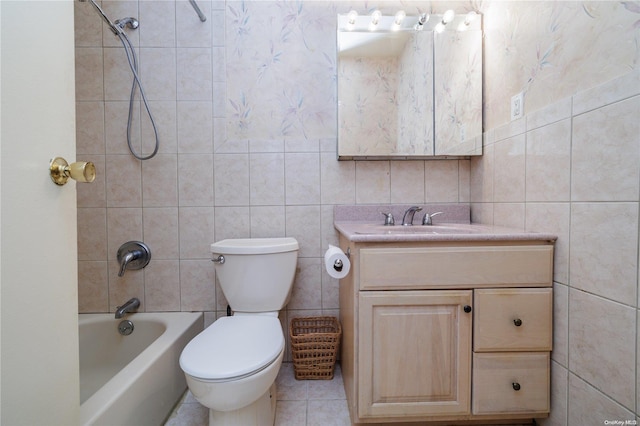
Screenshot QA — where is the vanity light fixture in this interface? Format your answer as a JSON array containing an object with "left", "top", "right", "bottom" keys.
[
  {"left": 435, "top": 9, "right": 455, "bottom": 33},
  {"left": 457, "top": 11, "right": 478, "bottom": 31},
  {"left": 369, "top": 10, "right": 381, "bottom": 30}
]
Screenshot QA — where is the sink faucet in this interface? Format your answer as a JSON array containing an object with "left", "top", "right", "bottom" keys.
[
  {"left": 402, "top": 206, "right": 422, "bottom": 226},
  {"left": 115, "top": 297, "right": 140, "bottom": 319}
]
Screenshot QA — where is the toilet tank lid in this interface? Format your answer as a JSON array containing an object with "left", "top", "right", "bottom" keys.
[{"left": 211, "top": 237, "right": 299, "bottom": 255}]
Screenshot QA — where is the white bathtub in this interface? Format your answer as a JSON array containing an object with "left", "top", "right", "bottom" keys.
[{"left": 79, "top": 312, "right": 203, "bottom": 426}]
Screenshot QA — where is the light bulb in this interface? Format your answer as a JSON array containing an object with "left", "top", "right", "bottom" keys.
[
  {"left": 369, "top": 10, "right": 381, "bottom": 31},
  {"left": 442, "top": 9, "right": 455, "bottom": 24},
  {"left": 414, "top": 13, "right": 429, "bottom": 31},
  {"left": 371, "top": 10, "right": 381, "bottom": 25},
  {"left": 458, "top": 11, "right": 478, "bottom": 31},
  {"left": 394, "top": 10, "right": 406, "bottom": 26},
  {"left": 347, "top": 10, "right": 358, "bottom": 25},
  {"left": 465, "top": 11, "right": 478, "bottom": 24}
]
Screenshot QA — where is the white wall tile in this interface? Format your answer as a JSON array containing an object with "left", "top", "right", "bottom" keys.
[
  {"left": 525, "top": 119, "right": 571, "bottom": 202},
  {"left": 250, "top": 153, "right": 285, "bottom": 206},
  {"left": 569, "top": 289, "right": 636, "bottom": 410},
  {"left": 285, "top": 153, "right": 320, "bottom": 205},
  {"left": 355, "top": 161, "right": 390, "bottom": 204},
  {"left": 570, "top": 202, "right": 638, "bottom": 306},
  {"left": 571, "top": 96, "right": 640, "bottom": 202},
  {"left": 390, "top": 161, "right": 425, "bottom": 204}
]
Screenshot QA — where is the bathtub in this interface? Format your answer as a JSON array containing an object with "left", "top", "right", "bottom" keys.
[{"left": 79, "top": 312, "right": 203, "bottom": 426}]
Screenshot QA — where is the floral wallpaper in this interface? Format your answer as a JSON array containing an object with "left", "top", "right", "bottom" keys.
[
  {"left": 225, "top": 1, "right": 338, "bottom": 139},
  {"left": 434, "top": 27, "right": 482, "bottom": 154},
  {"left": 481, "top": 0, "right": 640, "bottom": 128}
]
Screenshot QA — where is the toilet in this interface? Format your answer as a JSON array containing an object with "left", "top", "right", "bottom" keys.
[{"left": 179, "top": 237, "right": 299, "bottom": 426}]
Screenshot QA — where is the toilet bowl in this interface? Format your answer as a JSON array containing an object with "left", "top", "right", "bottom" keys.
[{"left": 179, "top": 237, "right": 299, "bottom": 426}]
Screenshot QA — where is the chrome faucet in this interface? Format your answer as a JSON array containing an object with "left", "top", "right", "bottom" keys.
[
  {"left": 402, "top": 206, "right": 422, "bottom": 226},
  {"left": 117, "top": 241, "right": 151, "bottom": 277},
  {"left": 380, "top": 211, "right": 395, "bottom": 226},
  {"left": 115, "top": 297, "right": 140, "bottom": 319},
  {"left": 422, "top": 211, "right": 443, "bottom": 225}
]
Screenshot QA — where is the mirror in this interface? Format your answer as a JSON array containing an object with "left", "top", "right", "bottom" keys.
[{"left": 337, "top": 11, "right": 483, "bottom": 159}]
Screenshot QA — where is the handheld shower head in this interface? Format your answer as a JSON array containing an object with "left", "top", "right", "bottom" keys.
[{"left": 115, "top": 17, "right": 139, "bottom": 31}]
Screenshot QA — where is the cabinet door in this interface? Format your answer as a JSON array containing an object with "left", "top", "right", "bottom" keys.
[{"left": 358, "top": 290, "right": 473, "bottom": 419}]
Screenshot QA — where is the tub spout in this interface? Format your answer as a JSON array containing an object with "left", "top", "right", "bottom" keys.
[{"left": 115, "top": 298, "right": 140, "bottom": 319}]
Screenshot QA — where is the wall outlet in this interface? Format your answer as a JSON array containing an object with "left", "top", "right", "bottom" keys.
[{"left": 511, "top": 91, "right": 524, "bottom": 121}]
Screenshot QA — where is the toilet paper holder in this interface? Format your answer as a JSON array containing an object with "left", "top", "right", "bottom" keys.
[{"left": 333, "top": 248, "right": 350, "bottom": 271}]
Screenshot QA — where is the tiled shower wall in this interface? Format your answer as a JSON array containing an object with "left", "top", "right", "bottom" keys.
[{"left": 73, "top": 0, "right": 469, "bottom": 336}]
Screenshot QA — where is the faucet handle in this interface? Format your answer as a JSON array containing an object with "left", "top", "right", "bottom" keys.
[
  {"left": 117, "top": 241, "right": 151, "bottom": 277},
  {"left": 422, "top": 212, "right": 443, "bottom": 225},
  {"left": 380, "top": 211, "right": 395, "bottom": 226}
]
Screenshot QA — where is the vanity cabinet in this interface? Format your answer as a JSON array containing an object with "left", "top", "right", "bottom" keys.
[{"left": 338, "top": 238, "right": 554, "bottom": 425}]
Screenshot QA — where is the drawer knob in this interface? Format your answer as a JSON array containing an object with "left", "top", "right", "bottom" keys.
[
  {"left": 463, "top": 305, "right": 472, "bottom": 313},
  {"left": 513, "top": 318, "right": 523, "bottom": 327},
  {"left": 512, "top": 382, "right": 521, "bottom": 391}
]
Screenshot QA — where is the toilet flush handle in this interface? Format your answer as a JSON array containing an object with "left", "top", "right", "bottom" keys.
[{"left": 212, "top": 255, "right": 225, "bottom": 264}]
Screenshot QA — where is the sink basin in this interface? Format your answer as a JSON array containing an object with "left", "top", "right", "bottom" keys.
[{"left": 352, "top": 223, "right": 480, "bottom": 235}]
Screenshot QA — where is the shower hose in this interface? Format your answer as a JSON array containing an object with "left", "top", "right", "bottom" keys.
[{"left": 116, "top": 29, "right": 160, "bottom": 161}]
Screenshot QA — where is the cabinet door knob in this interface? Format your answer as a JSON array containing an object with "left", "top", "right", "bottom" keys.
[
  {"left": 512, "top": 382, "right": 521, "bottom": 391},
  {"left": 463, "top": 305, "right": 472, "bottom": 313},
  {"left": 513, "top": 318, "right": 523, "bottom": 327}
]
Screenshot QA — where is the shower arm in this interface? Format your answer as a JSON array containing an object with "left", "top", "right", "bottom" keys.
[{"left": 189, "top": 0, "right": 207, "bottom": 22}]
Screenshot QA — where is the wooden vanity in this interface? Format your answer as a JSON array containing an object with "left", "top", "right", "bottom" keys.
[{"left": 335, "top": 219, "right": 556, "bottom": 425}]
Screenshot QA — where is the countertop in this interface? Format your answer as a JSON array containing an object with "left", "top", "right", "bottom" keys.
[{"left": 334, "top": 221, "right": 558, "bottom": 243}]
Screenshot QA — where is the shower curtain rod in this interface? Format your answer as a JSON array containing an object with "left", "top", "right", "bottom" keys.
[{"left": 189, "top": 0, "right": 207, "bottom": 22}]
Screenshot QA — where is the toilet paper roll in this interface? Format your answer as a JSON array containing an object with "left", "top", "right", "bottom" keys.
[{"left": 324, "top": 245, "right": 351, "bottom": 279}]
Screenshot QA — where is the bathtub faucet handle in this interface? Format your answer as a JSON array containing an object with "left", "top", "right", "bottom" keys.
[
  {"left": 117, "top": 241, "right": 151, "bottom": 277},
  {"left": 115, "top": 297, "right": 140, "bottom": 319}
]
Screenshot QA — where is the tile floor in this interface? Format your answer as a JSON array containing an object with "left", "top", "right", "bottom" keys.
[{"left": 164, "top": 362, "right": 351, "bottom": 426}]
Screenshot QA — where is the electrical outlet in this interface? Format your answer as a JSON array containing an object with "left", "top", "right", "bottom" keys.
[{"left": 511, "top": 91, "right": 524, "bottom": 121}]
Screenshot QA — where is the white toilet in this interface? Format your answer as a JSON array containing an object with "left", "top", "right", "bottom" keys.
[{"left": 179, "top": 237, "right": 299, "bottom": 426}]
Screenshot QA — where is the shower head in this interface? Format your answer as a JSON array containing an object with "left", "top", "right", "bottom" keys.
[{"left": 115, "top": 17, "right": 139, "bottom": 31}]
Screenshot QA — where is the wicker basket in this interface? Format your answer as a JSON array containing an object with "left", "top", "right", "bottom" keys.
[{"left": 290, "top": 316, "right": 342, "bottom": 380}]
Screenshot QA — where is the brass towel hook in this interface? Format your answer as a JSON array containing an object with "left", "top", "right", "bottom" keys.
[{"left": 49, "top": 157, "right": 96, "bottom": 186}]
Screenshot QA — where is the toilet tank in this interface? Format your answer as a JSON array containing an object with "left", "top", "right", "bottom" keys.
[{"left": 210, "top": 238, "right": 299, "bottom": 313}]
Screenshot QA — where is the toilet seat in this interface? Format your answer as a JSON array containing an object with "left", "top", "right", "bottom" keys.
[{"left": 180, "top": 315, "right": 284, "bottom": 382}]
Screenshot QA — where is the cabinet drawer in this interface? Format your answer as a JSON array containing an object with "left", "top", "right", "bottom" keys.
[
  {"left": 474, "top": 288, "right": 552, "bottom": 352},
  {"left": 472, "top": 352, "right": 549, "bottom": 415},
  {"left": 359, "top": 245, "right": 553, "bottom": 290}
]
